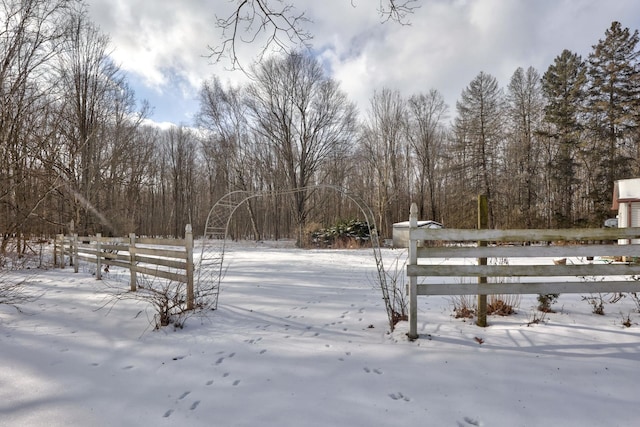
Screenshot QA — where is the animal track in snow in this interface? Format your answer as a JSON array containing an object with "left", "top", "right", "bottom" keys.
[
  {"left": 389, "top": 392, "right": 410, "bottom": 402},
  {"left": 460, "top": 416, "right": 482, "bottom": 426},
  {"left": 206, "top": 380, "right": 213, "bottom": 386},
  {"left": 190, "top": 400, "right": 200, "bottom": 410},
  {"left": 178, "top": 391, "right": 191, "bottom": 400},
  {"left": 163, "top": 409, "right": 173, "bottom": 418}
]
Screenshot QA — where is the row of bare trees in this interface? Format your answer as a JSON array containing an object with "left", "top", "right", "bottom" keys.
[{"left": 2, "top": 2, "right": 640, "bottom": 254}]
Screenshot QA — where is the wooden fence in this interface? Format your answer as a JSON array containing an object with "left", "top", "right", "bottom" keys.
[
  {"left": 54, "top": 224, "right": 195, "bottom": 309},
  {"left": 406, "top": 203, "right": 640, "bottom": 340}
]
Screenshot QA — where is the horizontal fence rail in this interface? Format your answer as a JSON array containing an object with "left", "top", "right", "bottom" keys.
[
  {"left": 54, "top": 225, "right": 194, "bottom": 309},
  {"left": 403, "top": 203, "right": 640, "bottom": 339}
]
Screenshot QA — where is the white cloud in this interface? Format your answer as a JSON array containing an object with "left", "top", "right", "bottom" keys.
[{"left": 85, "top": 0, "right": 640, "bottom": 124}]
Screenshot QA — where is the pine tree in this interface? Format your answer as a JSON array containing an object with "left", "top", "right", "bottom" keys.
[
  {"left": 541, "top": 50, "right": 587, "bottom": 227},
  {"left": 586, "top": 21, "right": 640, "bottom": 218}
]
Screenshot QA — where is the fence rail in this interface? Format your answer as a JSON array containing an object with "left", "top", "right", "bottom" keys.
[
  {"left": 405, "top": 203, "right": 640, "bottom": 339},
  {"left": 54, "top": 225, "right": 194, "bottom": 309}
]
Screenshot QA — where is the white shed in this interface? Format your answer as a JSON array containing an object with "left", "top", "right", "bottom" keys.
[
  {"left": 612, "top": 178, "right": 640, "bottom": 244},
  {"left": 391, "top": 220, "right": 443, "bottom": 248}
]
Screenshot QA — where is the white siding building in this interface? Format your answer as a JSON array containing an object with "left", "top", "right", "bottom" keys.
[{"left": 612, "top": 178, "right": 640, "bottom": 244}]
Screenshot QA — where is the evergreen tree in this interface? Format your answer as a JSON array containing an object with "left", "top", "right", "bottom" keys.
[
  {"left": 541, "top": 50, "right": 587, "bottom": 227},
  {"left": 586, "top": 21, "right": 640, "bottom": 218}
]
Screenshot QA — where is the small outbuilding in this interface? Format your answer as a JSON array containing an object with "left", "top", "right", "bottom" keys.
[
  {"left": 391, "top": 220, "right": 443, "bottom": 248},
  {"left": 611, "top": 178, "right": 640, "bottom": 244}
]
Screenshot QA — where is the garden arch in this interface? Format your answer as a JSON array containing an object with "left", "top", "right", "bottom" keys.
[{"left": 195, "top": 185, "right": 398, "bottom": 328}]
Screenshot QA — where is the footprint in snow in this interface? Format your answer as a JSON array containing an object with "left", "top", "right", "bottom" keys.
[
  {"left": 190, "top": 401, "right": 200, "bottom": 410},
  {"left": 389, "top": 392, "right": 410, "bottom": 402},
  {"left": 458, "top": 417, "right": 482, "bottom": 427},
  {"left": 163, "top": 409, "right": 173, "bottom": 418},
  {"left": 178, "top": 391, "right": 191, "bottom": 400},
  {"left": 206, "top": 380, "right": 213, "bottom": 386}
]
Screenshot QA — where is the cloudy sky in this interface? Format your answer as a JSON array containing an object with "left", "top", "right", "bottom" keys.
[{"left": 84, "top": 0, "right": 640, "bottom": 126}]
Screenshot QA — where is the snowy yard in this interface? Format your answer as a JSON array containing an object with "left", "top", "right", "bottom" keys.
[{"left": 1, "top": 243, "right": 640, "bottom": 426}]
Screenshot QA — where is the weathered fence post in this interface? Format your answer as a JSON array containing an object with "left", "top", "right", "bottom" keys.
[
  {"left": 129, "top": 232, "right": 137, "bottom": 291},
  {"left": 185, "top": 224, "right": 194, "bottom": 310},
  {"left": 95, "top": 233, "right": 102, "bottom": 280},
  {"left": 73, "top": 234, "right": 79, "bottom": 273},
  {"left": 408, "top": 203, "right": 419, "bottom": 340},
  {"left": 477, "top": 194, "right": 488, "bottom": 327}
]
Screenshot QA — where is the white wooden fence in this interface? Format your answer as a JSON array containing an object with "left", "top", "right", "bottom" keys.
[
  {"left": 54, "top": 224, "right": 195, "bottom": 309},
  {"left": 406, "top": 203, "right": 640, "bottom": 339}
]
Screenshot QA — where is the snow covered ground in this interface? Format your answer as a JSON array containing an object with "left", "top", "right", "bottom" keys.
[{"left": 2, "top": 242, "right": 640, "bottom": 426}]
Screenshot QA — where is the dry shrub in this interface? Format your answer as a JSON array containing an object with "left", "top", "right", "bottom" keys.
[
  {"left": 450, "top": 295, "right": 476, "bottom": 319},
  {"left": 487, "top": 294, "right": 520, "bottom": 316}
]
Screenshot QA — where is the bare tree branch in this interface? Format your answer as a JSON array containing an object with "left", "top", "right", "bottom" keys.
[
  {"left": 208, "top": 0, "right": 312, "bottom": 71},
  {"left": 378, "top": 0, "right": 420, "bottom": 24},
  {"left": 208, "top": 0, "right": 420, "bottom": 70}
]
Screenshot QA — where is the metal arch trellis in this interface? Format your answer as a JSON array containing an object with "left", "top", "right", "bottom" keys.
[{"left": 195, "top": 185, "right": 397, "bottom": 328}]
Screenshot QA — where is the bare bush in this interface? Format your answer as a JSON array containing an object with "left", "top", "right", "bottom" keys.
[
  {"left": 102, "top": 275, "right": 193, "bottom": 330},
  {"left": 382, "top": 252, "right": 408, "bottom": 326},
  {"left": 487, "top": 294, "right": 520, "bottom": 316},
  {"left": 450, "top": 295, "right": 476, "bottom": 319},
  {"left": 0, "top": 266, "right": 38, "bottom": 311}
]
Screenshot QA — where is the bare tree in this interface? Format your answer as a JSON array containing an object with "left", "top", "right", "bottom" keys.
[
  {"left": 505, "top": 66, "right": 544, "bottom": 228},
  {"left": 197, "top": 77, "right": 262, "bottom": 239},
  {"left": 406, "top": 89, "right": 448, "bottom": 222},
  {"left": 247, "top": 52, "right": 357, "bottom": 244},
  {"left": 163, "top": 126, "right": 198, "bottom": 238},
  {"left": 56, "top": 10, "right": 129, "bottom": 235},
  {"left": 453, "top": 72, "right": 504, "bottom": 228},
  {"left": 0, "top": 0, "right": 76, "bottom": 254},
  {"left": 359, "top": 88, "right": 408, "bottom": 236}
]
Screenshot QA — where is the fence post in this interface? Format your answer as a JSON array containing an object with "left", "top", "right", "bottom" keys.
[
  {"left": 129, "top": 233, "right": 137, "bottom": 291},
  {"left": 95, "top": 233, "right": 102, "bottom": 280},
  {"left": 408, "top": 203, "right": 419, "bottom": 340},
  {"left": 73, "top": 234, "right": 79, "bottom": 273},
  {"left": 477, "top": 194, "right": 488, "bottom": 327},
  {"left": 185, "top": 224, "right": 194, "bottom": 310}
]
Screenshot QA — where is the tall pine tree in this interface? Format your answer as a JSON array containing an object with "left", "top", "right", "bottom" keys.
[
  {"left": 542, "top": 50, "right": 587, "bottom": 227},
  {"left": 586, "top": 21, "right": 640, "bottom": 218}
]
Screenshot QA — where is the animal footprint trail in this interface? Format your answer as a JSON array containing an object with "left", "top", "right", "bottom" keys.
[{"left": 389, "top": 392, "right": 411, "bottom": 402}]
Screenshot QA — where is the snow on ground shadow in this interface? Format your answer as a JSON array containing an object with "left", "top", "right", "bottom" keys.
[{"left": 1, "top": 244, "right": 640, "bottom": 426}]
